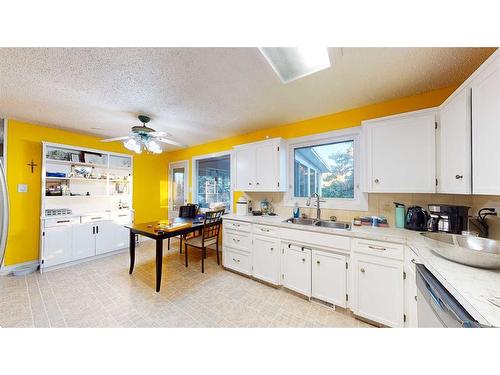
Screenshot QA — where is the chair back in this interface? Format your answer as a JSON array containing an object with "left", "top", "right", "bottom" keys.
[
  {"left": 202, "top": 210, "right": 224, "bottom": 243},
  {"left": 179, "top": 204, "right": 198, "bottom": 218}
]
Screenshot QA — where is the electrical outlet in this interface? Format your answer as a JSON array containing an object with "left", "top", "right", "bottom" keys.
[{"left": 17, "top": 184, "right": 28, "bottom": 193}]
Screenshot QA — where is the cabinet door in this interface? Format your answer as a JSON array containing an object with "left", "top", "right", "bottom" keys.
[
  {"left": 365, "top": 111, "right": 436, "bottom": 193},
  {"left": 95, "top": 221, "right": 121, "bottom": 255},
  {"left": 43, "top": 226, "right": 73, "bottom": 268},
  {"left": 72, "top": 222, "right": 96, "bottom": 260},
  {"left": 252, "top": 235, "right": 281, "bottom": 285},
  {"left": 235, "top": 147, "right": 256, "bottom": 191},
  {"left": 472, "top": 56, "right": 500, "bottom": 194},
  {"left": 312, "top": 250, "right": 347, "bottom": 308},
  {"left": 283, "top": 245, "right": 311, "bottom": 297},
  {"left": 353, "top": 254, "right": 404, "bottom": 327},
  {"left": 438, "top": 89, "right": 471, "bottom": 194},
  {"left": 255, "top": 143, "right": 278, "bottom": 191}
]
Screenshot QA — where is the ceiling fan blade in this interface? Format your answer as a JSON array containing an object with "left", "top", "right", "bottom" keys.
[
  {"left": 157, "top": 138, "right": 185, "bottom": 147},
  {"left": 101, "top": 136, "right": 131, "bottom": 143},
  {"left": 149, "top": 131, "right": 170, "bottom": 138}
]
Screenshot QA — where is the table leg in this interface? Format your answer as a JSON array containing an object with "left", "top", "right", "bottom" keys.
[
  {"left": 155, "top": 238, "right": 163, "bottom": 292},
  {"left": 129, "top": 230, "right": 135, "bottom": 274}
]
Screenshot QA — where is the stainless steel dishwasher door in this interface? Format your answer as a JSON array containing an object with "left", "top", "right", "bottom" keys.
[{"left": 415, "top": 264, "right": 482, "bottom": 328}]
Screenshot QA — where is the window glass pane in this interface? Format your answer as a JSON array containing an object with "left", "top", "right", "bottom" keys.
[
  {"left": 172, "top": 167, "right": 185, "bottom": 208},
  {"left": 196, "top": 155, "right": 231, "bottom": 210},
  {"left": 294, "top": 140, "right": 354, "bottom": 199}
]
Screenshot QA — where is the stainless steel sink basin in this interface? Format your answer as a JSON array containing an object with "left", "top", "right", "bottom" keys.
[
  {"left": 314, "top": 221, "right": 351, "bottom": 230},
  {"left": 283, "top": 218, "right": 351, "bottom": 230},
  {"left": 283, "top": 217, "right": 317, "bottom": 226},
  {"left": 420, "top": 232, "right": 500, "bottom": 269}
]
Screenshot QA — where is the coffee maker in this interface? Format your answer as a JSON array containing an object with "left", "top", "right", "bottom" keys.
[{"left": 427, "top": 204, "right": 470, "bottom": 234}]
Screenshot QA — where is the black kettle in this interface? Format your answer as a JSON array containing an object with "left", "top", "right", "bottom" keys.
[{"left": 405, "top": 206, "right": 429, "bottom": 231}]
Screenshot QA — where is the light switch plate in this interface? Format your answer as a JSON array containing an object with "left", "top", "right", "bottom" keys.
[{"left": 17, "top": 184, "right": 28, "bottom": 193}]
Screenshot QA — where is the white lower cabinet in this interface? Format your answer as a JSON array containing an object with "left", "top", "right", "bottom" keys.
[
  {"left": 312, "top": 250, "right": 347, "bottom": 308},
  {"left": 72, "top": 222, "right": 96, "bottom": 260},
  {"left": 351, "top": 252, "right": 404, "bottom": 327},
  {"left": 252, "top": 235, "right": 281, "bottom": 285},
  {"left": 96, "top": 220, "right": 128, "bottom": 255},
  {"left": 282, "top": 243, "right": 311, "bottom": 297},
  {"left": 404, "top": 247, "right": 418, "bottom": 328},
  {"left": 224, "top": 247, "right": 252, "bottom": 275},
  {"left": 43, "top": 225, "right": 74, "bottom": 268}
]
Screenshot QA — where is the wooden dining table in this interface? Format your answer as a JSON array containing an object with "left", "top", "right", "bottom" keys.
[{"left": 126, "top": 218, "right": 204, "bottom": 292}]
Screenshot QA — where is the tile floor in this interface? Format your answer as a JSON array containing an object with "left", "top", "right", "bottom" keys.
[{"left": 0, "top": 239, "right": 374, "bottom": 328}]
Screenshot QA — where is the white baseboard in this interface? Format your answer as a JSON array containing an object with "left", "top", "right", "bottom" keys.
[{"left": 0, "top": 260, "right": 40, "bottom": 276}]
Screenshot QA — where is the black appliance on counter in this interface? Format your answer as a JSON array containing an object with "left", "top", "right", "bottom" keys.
[
  {"left": 427, "top": 204, "right": 470, "bottom": 234},
  {"left": 405, "top": 206, "right": 429, "bottom": 231}
]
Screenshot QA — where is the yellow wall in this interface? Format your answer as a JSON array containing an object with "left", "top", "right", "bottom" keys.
[
  {"left": 164, "top": 86, "right": 457, "bottom": 207},
  {"left": 4, "top": 120, "right": 169, "bottom": 266}
]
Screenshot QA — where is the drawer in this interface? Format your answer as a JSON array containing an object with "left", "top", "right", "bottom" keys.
[
  {"left": 81, "top": 213, "right": 110, "bottom": 223},
  {"left": 223, "top": 247, "right": 252, "bottom": 275},
  {"left": 44, "top": 217, "right": 80, "bottom": 228},
  {"left": 353, "top": 238, "right": 404, "bottom": 261},
  {"left": 280, "top": 228, "right": 350, "bottom": 251},
  {"left": 110, "top": 211, "right": 132, "bottom": 224},
  {"left": 253, "top": 224, "right": 280, "bottom": 237},
  {"left": 223, "top": 220, "right": 251, "bottom": 232},
  {"left": 223, "top": 230, "right": 252, "bottom": 251}
]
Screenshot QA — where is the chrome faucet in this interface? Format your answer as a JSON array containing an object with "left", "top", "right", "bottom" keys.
[{"left": 306, "top": 193, "right": 323, "bottom": 221}]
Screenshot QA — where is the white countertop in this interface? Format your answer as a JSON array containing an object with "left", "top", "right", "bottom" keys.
[
  {"left": 223, "top": 213, "right": 500, "bottom": 327},
  {"left": 41, "top": 208, "right": 133, "bottom": 220}
]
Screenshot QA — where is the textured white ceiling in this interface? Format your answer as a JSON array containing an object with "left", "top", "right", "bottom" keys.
[{"left": 0, "top": 47, "right": 495, "bottom": 149}]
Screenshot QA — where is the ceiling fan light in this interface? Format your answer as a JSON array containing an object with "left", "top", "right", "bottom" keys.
[
  {"left": 124, "top": 138, "right": 138, "bottom": 151},
  {"left": 146, "top": 139, "right": 162, "bottom": 154},
  {"left": 258, "top": 47, "right": 331, "bottom": 83}
]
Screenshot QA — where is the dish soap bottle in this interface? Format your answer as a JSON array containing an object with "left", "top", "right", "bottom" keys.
[{"left": 293, "top": 202, "right": 300, "bottom": 218}]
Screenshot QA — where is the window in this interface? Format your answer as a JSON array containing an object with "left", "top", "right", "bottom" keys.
[
  {"left": 194, "top": 153, "right": 232, "bottom": 211},
  {"left": 287, "top": 128, "right": 367, "bottom": 211},
  {"left": 294, "top": 140, "right": 354, "bottom": 198}
]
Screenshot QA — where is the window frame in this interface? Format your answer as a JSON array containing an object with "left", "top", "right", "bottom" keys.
[
  {"left": 285, "top": 127, "right": 368, "bottom": 211},
  {"left": 191, "top": 150, "right": 234, "bottom": 212}
]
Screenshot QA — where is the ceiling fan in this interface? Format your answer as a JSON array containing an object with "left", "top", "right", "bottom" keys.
[{"left": 101, "top": 115, "right": 184, "bottom": 154}]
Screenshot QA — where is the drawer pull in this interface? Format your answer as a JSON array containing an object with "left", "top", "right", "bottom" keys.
[
  {"left": 118, "top": 214, "right": 128, "bottom": 217},
  {"left": 91, "top": 217, "right": 103, "bottom": 220},
  {"left": 260, "top": 228, "right": 270, "bottom": 232},
  {"left": 233, "top": 223, "right": 240, "bottom": 227},
  {"left": 368, "top": 245, "right": 386, "bottom": 251},
  {"left": 232, "top": 258, "right": 241, "bottom": 263},
  {"left": 316, "top": 260, "right": 320, "bottom": 265},
  {"left": 302, "top": 258, "right": 306, "bottom": 262},
  {"left": 270, "top": 248, "right": 274, "bottom": 251},
  {"left": 360, "top": 268, "right": 366, "bottom": 273},
  {"left": 232, "top": 238, "right": 240, "bottom": 242},
  {"left": 411, "top": 258, "right": 416, "bottom": 263},
  {"left": 56, "top": 220, "right": 70, "bottom": 223}
]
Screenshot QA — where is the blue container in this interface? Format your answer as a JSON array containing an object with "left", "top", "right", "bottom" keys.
[{"left": 394, "top": 202, "right": 406, "bottom": 228}]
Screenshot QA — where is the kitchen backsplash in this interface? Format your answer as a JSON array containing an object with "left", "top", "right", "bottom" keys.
[{"left": 242, "top": 192, "right": 500, "bottom": 239}]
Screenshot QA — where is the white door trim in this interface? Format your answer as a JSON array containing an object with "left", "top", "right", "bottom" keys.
[{"left": 168, "top": 160, "right": 189, "bottom": 218}]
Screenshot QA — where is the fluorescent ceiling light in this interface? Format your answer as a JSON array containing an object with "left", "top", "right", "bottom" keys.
[{"left": 259, "top": 47, "right": 331, "bottom": 83}]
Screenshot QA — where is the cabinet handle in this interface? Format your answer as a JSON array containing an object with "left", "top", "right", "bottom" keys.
[
  {"left": 93, "top": 226, "right": 95, "bottom": 235},
  {"left": 56, "top": 220, "right": 70, "bottom": 223},
  {"left": 232, "top": 258, "right": 240, "bottom": 263},
  {"left": 256, "top": 182, "right": 260, "bottom": 185},
  {"left": 270, "top": 247, "right": 274, "bottom": 251},
  {"left": 302, "top": 258, "right": 306, "bottom": 262},
  {"left": 232, "top": 238, "right": 240, "bottom": 242},
  {"left": 368, "top": 245, "right": 386, "bottom": 251},
  {"left": 455, "top": 174, "right": 463, "bottom": 179},
  {"left": 360, "top": 268, "right": 365, "bottom": 273},
  {"left": 260, "top": 228, "right": 270, "bottom": 232},
  {"left": 316, "top": 260, "right": 320, "bottom": 265},
  {"left": 248, "top": 182, "right": 252, "bottom": 185},
  {"left": 374, "top": 178, "right": 380, "bottom": 183},
  {"left": 411, "top": 258, "right": 416, "bottom": 264},
  {"left": 233, "top": 223, "right": 240, "bottom": 227},
  {"left": 96, "top": 225, "right": 99, "bottom": 234},
  {"left": 91, "top": 217, "right": 103, "bottom": 220}
]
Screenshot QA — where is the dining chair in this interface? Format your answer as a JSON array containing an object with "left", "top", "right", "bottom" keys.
[
  {"left": 184, "top": 210, "right": 224, "bottom": 273},
  {"left": 168, "top": 204, "right": 199, "bottom": 253}
]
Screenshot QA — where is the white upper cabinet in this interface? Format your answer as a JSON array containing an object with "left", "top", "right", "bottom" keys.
[
  {"left": 363, "top": 109, "right": 437, "bottom": 193},
  {"left": 437, "top": 88, "right": 471, "bottom": 194},
  {"left": 471, "top": 53, "right": 500, "bottom": 195},
  {"left": 234, "top": 138, "right": 287, "bottom": 192}
]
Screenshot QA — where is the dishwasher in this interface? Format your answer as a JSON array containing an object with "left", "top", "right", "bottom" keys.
[{"left": 415, "top": 264, "right": 484, "bottom": 327}]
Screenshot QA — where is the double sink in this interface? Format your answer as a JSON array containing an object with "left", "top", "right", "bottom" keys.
[{"left": 283, "top": 217, "right": 351, "bottom": 230}]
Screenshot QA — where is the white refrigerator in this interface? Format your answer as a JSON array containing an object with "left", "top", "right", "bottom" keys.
[{"left": 0, "top": 159, "right": 9, "bottom": 269}]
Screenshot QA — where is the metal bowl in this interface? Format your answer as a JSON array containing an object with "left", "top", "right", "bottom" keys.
[{"left": 420, "top": 232, "right": 500, "bottom": 269}]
